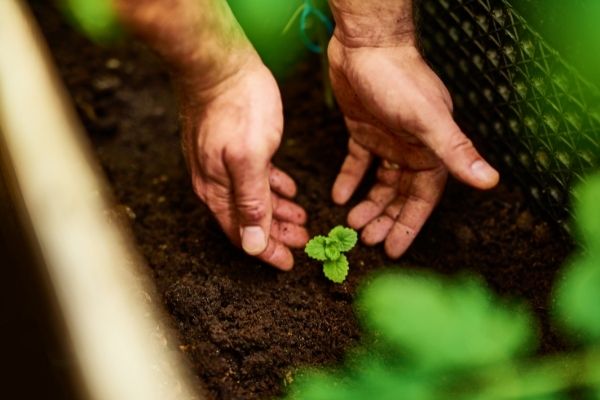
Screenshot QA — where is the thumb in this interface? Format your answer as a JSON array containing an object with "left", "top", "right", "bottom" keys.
[
  {"left": 419, "top": 115, "right": 499, "bottom": 189},
  {"left": 225, "top": 149, "right": 273, "bottom": 256}
]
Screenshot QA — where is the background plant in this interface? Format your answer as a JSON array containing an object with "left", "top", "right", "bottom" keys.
[
  {"left": 286, "top": 173, "right": 600, "bottom": 399},
  {"left": 59, "top": 0, "right": 122, "bottom": 42},
  {"left": 59, "top": 0, "right": 332, "bottom": 78}
]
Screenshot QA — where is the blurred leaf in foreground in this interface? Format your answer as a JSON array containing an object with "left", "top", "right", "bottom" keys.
[
  {"left": 286, "top": 271, "right": 538, "bottom": 399},
  {"left": 572, "top": 173, "right": 600, "bottom": 253},
  {"left": 286, "top": 361, "right": 434, "bottom": 400},
  {"left": 358, "top": 272, "right": 536, "bottom": 370},
  {"left": 555, "top": 256, "right": 600, "bottom": 342},
  {"left": 555, "top": 173, "right": 600, "bottom": 342}
]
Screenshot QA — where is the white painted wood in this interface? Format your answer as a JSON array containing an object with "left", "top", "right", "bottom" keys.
[{"left": 0, "top": 2, "right": 202, "bottom": 399}]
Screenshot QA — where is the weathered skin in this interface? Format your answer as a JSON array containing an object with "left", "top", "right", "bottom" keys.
[
  {"left": 114, "top": 0, "right": 499, "bottom": 268},
  {"left": 115, "top": 0, "right": 308, "bottom": 270},
  {"left": 329, "top": 0, "right": 499, "bottom": 257}
]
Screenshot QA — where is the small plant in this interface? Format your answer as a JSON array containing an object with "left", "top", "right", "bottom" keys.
[{"left": 305, "top": 226, "right": 358, "bottom": 283}]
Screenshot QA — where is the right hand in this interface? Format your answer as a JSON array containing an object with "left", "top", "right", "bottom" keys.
[
  {"left": 327, "top": 36, "right": 499, "bottom": 258},
  {"left": 178, "top": 56, "right": 308, "bottom": 270}
]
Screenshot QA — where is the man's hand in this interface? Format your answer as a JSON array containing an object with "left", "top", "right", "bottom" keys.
[
  {"left": 328, "top": 34, "right": 499, "bottom": 258},
  {"left": 179, "top": 57, "right": 308, "bottom": 270},
  {"left": 115, "top": 0, "right": 308, "bottom": 269}
]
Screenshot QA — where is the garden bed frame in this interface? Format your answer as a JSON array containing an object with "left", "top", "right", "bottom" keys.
[{"left": 0, "top": 2, "right": 202, "bottom": 399}]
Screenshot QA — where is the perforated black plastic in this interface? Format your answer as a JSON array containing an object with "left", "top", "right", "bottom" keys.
[{"left": 419, "top": 0, "right": 600, "bottom": 227}]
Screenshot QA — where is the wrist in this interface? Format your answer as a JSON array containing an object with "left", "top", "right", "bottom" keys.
[
  {"left": 329, "top": 0, "right": 416, "bottom": 48},
  {"left": 175, "top": 50, "right": 262, "bottom": 109},
  {"left": 115, "top": 0, "right": 257, "bottom": 95},
  {"left": 174, "top": 44, "right": 257, "bottom": 97}
]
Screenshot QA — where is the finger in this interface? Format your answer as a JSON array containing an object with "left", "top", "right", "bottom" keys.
[
  {"left": 270, "top": 220, "right": 309, "bottom": 248},
  {"left": 225, "top": 148, "right": 273, "bottom": 256},
  {"left": 360, "top": 195, "right": 406, "bottom": 245},
  {"left": 204, "top": 185, "right": 300, "bottom": 269},
  {"left": 383, "top": 171, "right": 446, "bottom": 259},
  {"left": 417, "top": 114, "right": 499, "bottom": 190},
  {"left": 361, "top": 215, "right": 395, "bottom": 246},
  {"left": 257, "top": 236, "right": 295, "bottom": 271},
  {"left": 347, "top": 184, "right": 397, "bottom": 229},
  {"left": 384, "top": 196, "right": 434, "bottom": 259},
  {"left": 272, "top": 194, "right": 307, "bottom": 225},
  {"left": 332, "top": 138, "right": 373, "bottom": 205},
  {"left": 269, "top": 165, "right": 297, "bottom": 198}
]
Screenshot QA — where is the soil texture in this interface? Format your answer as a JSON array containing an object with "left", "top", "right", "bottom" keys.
[{"left": 32, "top": 4, "right": 572, "bottom": 399}]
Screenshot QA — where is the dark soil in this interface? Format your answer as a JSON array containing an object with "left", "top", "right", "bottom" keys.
[{"left": 33, "top": 3, "right": 573, "bottom": 399}]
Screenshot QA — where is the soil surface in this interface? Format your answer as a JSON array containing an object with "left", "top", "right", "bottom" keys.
[{"left": 33, "top": 4, "right": 573, "bottom": 399}]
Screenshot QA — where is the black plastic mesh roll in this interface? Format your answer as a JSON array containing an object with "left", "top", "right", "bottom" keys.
[{"left": 419, "top": 0, "right": 600, "bottom": 228}]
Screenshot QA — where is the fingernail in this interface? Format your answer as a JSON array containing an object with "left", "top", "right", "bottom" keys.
[
  {"left": 241, "top": 226, "right": 267, "bottom": 255},
  {"left": 471, "top": 160, "right": 498, "bottom": 185}
]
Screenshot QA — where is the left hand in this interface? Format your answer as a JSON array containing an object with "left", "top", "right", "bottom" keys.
[
  {"left": 179, "top": 56, "right": 309, "bottom": 270},
  {"left": 328, "top": 36, "right": 499, "bottom": 258}
]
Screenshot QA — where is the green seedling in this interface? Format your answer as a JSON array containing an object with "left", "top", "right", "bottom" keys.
[{"left": 305, "top": 226, "right": 357, "bottom": 283}]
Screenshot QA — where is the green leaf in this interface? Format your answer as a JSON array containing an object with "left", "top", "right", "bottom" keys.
[
  {"left": 573, "top": 173, "right": 600, "bottom": 253},
  {"left": 323, "top": 255, "right": 349, "bottom": 283},
  {"left": 284, "top": 361, "right": 433, "bottom": 400},
  {"left": 328, "top": 226, "right": 358, "bottom": 252},
  {"left": 554, "top": 173, "right": 600, "bottom": 343},
  {"left": 358, "top": 272, "right": 536, "bottom": 370},
  {"left": 555, "top": 256, "right": 600, "bottom": 342},
  {"left": 305, "top": 236, "right": 327, "bottom": 261},
  {"left": 324, "top": 239, "right": 341, "bottom": 260}
]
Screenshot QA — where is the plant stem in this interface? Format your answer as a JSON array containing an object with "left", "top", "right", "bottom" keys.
[
  {"left": 316, "top": 19, "right": 334, "bottom": 109},
  {"left": 282, "top": 2, "right": 306, "bottom": 35}
]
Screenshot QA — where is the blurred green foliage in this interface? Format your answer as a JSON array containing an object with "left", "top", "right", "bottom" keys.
[
  {"left": 511, "top": 0, "right": 600, "bottom": 88},
  {"left": 59, "top": 0, "right": 122, "bottom": 42},
  {"left": 555, "top": 173, "right": 600, "bottom": 342},
  {"left": 571, "top": 173, "right": 600, "bottom": 252},
  {"left": 556, "top": 258, "right": 600, "bottom": 342},
  {"left": 360, "top": 273, "right": 535, "bottom": 370},
  {"left": 227, "top": 0, "right": 330, "bottom": 78},
  {"left": 59, "top": 0, "right": 330, "bottom": 77},
  {"left": 286, "top": 173, "right": 600, "bottom": 399},
  {"left": 285, "top": 272, "right": 538, "bottom": 400}
]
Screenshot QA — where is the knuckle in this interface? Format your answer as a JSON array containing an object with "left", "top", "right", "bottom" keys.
[
  {"left": 204, "top": 188, "right": 230, "bottom": 216},
  {"left": 270, "top": 220, "right": 282, "bottom": 237},
  {"left": 258, "top": 133, "right": 281, "bottom": 153},
  {"left": 197, "top": 144, "right": 220, "bottom": 169},
  {"left": 384, "top": 203, "right": 402, "bottom": 220},
  {"left": 198, "top": 153, "right": 227, "bottom": 183},
  {"left": 196, "top": 138, "right": 220, "bottom": 163},
  {"left": 224, "top": 143, "right": 268, "bottom": 166},
  {"left": 238, "top": 199, "right": 268, "bottom": 222},
  {"left": 223, "top": 147, "right": 247, "bottom": 165},
  {"left": 191, "top": 176, "right": 206, "bottom": 202},
  {"left": 258, "top": 240, "right": 278, "bottom": 261},
  {"left": 449, "top": 135, "right": 474, "bottom": 154},
  {"left": 442, "top": 88, "right": 454, "bottom": 112}
]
